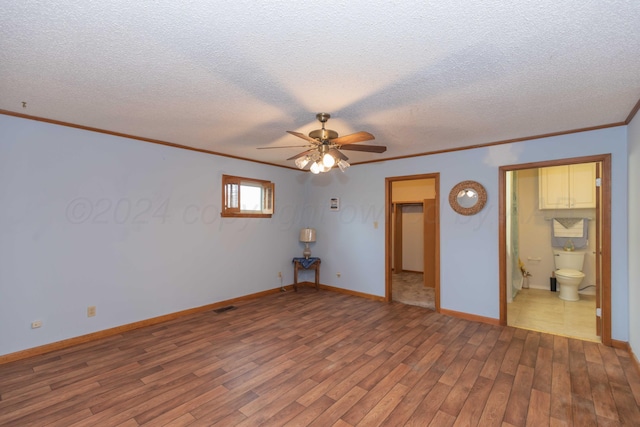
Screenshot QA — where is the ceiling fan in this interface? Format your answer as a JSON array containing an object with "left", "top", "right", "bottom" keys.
[{"left": 259, "top": 113, "right": 386, "bottom": 173}]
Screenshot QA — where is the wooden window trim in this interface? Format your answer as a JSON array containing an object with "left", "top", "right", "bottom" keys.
[{"left": 221, "top": 174, "right": 274, "bottom": 218}]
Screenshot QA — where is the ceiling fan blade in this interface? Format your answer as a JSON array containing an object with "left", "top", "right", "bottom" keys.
[
  {"left": 339, "top": 144, "right": 387, "bottom": 153},
  {"left": 256, "top": 145, "right": 311, "bottom": 149},
  {"left": 287, "top": 149, "right": 317, "bottom": 161},
  {"left": 286, "top": 130, "right": 321, "bottom": 145},
  {"left": 328, "top": 148, "right": 349, "bottom": 161},
  {"left": 330, "top": 131, "right": 375, "bottom": 145}
]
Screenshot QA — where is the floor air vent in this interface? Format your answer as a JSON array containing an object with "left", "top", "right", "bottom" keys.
[{"left": 213, "top": 305, "right": 237, "bottom": 314}]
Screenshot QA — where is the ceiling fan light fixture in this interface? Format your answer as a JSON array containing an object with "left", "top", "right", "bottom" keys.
[
  {"left": 295, "top": 156, "right": 310, "bottom": 169},
  {"left": 337, "top": 159, "right": 350, "bottom": 172},
  {"left": 281, "top": 113, "right": 384, "bottom": 173},
  {"left": 322, "top": 153, "right": 335, "bottom": 168},
  {"left": 310, "top": 161, "right": 321, "bottom": 174}
]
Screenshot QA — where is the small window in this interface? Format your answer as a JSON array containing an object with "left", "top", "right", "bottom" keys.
[{"left": 222, "top": 174, "right": 274, "bottom": 218}]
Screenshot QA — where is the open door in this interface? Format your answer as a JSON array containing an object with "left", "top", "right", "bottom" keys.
[
  {"left": 393, "top": 203, "right": 402, "bottom": 273},
  {"left": 499, "top": 154, "right": 611, "bottom": 345},
  {"left": 423, "top": 198, "right": 437, "bottom": 288},
  {"left": 385, "top": 174, "right": 440, "bottom": 312},
  {"left": 595, "top": 162, "right": 602, "bottom": 337}
]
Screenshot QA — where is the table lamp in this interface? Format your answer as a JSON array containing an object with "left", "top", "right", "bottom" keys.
[{"left": 299, "top": 228, "right": 316, "bottom": 259}]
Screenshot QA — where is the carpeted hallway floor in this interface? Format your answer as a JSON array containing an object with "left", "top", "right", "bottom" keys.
[{"left": 391, "top": 271, "right": 435, "bottom": 310}]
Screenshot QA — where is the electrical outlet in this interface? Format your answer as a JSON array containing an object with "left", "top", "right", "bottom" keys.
[
  {"left": 87, "top": 306, "right": 96, "bottom": 317},
  {"left": 31, "top": 320, "right": 42, "bottom": 329},
  {"left": 374, "top": 221, "right": 378, "bottom": 229},
  {"left": 278, "top": 272, "right": 282, "bottom": 278},
  {"left": 337, "top": 272, "right": 341, "bottom": 278}
]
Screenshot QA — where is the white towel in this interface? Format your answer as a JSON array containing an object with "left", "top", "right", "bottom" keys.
[{"left": 553, "top": 219, "right": 584, "bottom": 238}]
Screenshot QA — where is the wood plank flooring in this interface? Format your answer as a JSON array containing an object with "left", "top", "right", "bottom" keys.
[{"left": 1, "top": 290, "right": 639, "bottom": 426}]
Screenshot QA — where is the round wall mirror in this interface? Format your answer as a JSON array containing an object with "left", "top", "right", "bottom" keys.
[{"left": 449, "top": 180, "right": 487, "bottom": 215}]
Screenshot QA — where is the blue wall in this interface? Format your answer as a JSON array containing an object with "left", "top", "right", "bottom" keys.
[
  {"left": 0, "top": 114, "right": 632, "bottom": 357},
  {"left": 303, "top": 127, "right": 629, "bottom": 340},
  {"left": 0, "top": 115, "right": 305, "bottom": 356}
]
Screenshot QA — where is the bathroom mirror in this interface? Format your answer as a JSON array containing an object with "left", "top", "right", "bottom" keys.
[{"left": 449, "top": 180, "right": 487, "bottom": 215}]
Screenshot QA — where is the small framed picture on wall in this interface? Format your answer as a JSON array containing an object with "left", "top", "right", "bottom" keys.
[{"left": 330, "top": 197, "right": 340, "bottom": 211}]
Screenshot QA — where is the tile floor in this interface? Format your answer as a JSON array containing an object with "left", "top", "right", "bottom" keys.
[
  {"left": 391, "top": 271, "right": 435, "bottom": 310},
  {"left": 507, "top": 287, "right": 599, "bottom": 342}
]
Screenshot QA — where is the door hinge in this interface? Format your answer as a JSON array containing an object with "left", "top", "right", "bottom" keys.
[
  {"left": 596, "top": 178, "right": 602, "bottom": 187},
  {"left": 596, "top": 307, "right": 602, "bottom": 317}
]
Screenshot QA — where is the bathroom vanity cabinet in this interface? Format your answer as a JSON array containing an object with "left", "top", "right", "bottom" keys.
[{"left": 538, "top": 163, "right": 596, "bottom": 209}]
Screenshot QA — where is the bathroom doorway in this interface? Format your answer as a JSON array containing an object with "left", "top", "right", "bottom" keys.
[
  {"left": 385, "top": 173, "right": 440, "bottom": 311},
  {"left": 499, "top": 154, "right": 611, "bottom": 345}
]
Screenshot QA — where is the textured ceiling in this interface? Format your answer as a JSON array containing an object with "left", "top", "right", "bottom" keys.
[{"left": 2, "top": 1, "right": 639, "bottom": 168}]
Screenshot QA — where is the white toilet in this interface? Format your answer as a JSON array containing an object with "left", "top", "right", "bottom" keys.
[{"left": 553, "top": 250, "right": 586, "bottom": 301}]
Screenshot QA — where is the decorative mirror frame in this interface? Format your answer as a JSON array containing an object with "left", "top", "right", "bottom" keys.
[{"left": 449, "top": 180, "right": 487, "bottom": 216}]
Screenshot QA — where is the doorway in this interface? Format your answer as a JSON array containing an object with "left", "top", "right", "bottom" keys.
[
  {"left": 385, "top": 174, "right": 440, "bottom": 311},
  {"left": 499, "top": 154, "right": 611, "bottom": 345}
]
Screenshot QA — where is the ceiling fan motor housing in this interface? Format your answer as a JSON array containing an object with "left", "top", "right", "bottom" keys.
[
  {"left": 308, "top": 128, "right": 338, "bottom": 141},
  {"left": 308, "top": 112, "right": 339, "bottom": 141}
]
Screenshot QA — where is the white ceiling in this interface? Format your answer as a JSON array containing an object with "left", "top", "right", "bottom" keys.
[{"left": 2, "top": 1, "right": 639, "bottom": 168}]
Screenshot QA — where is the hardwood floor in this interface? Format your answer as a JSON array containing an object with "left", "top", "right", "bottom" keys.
[{"left": 1, "top": 290, "right": 639, "bottom": 426}]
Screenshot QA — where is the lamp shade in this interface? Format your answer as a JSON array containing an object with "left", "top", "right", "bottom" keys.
[{"left": 299, "top": 228, "right": 316, "bottom": 243}]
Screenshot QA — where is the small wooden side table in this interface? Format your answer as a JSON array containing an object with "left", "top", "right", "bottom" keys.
[{"left": 292, "top": 257, "right": 321, "bottom": 291}]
